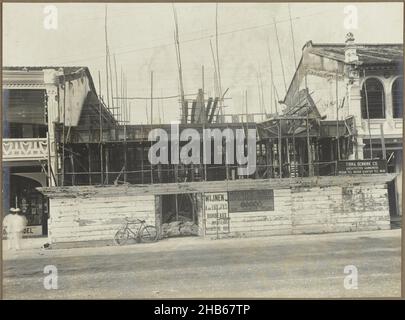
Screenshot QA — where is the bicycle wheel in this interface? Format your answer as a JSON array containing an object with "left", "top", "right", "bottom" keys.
[
  {"left": 114, "top": 228, "right": 130, "bottom": 245},
  {"left": 140, "top": 225, "right": 158, "bottom": 243}
]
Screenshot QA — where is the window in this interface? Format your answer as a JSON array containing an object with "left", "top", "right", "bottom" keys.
[
  {"left": 361, "top": 78, "right": 385, "bottom": 119},
  {"left": 6, "top": 123, "right": 47, "bottom": 138},
  {"left": 392, "top": 77, "right": 403, "bottom": 118}
]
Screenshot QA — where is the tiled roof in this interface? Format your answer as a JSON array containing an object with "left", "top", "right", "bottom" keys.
[{"left": 307, "top": 42, "right": 403, "bottom": 65}]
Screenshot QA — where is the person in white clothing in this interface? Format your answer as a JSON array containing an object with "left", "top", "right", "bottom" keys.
[{"left": 3, "top": 207, "right": 27, "bottom": 250}]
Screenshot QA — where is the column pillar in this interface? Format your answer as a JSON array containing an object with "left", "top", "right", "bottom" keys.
[
  {"left": 347, "top": 82, "right": 365, "bottom": 160},
  {"left": 344, "top": 32, "right": 365, "bottom": 160},
  {"left": 43, "top": 69, "right": 62, "bottom": 186},
  {"left": 384, "top": 77, "right": 394, "bottom": 132}
]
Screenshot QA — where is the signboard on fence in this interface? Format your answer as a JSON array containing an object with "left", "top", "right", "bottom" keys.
[
  {"left": 337, "top": 160, "right": 387, "bottom": 175},
  {"left": 228, "top": 189, "right": 274, "bottom": 213},
  {"left": 204, "top": 192, "right": 230, "bottom": 235}
]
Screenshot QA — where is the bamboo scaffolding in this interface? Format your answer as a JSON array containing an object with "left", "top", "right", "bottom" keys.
[{"left": 363, "top": 69, "right": 374, "bottom": 159}]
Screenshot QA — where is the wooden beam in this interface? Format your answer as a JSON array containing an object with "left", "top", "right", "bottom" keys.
[
  {"left": 88, "top": 143, "right": 92, "bottom": 185},
  {"left": 38, "top": 173, "right": 398, "bottom": 198},
  {"left": 380, "top": 123, "right": 387, "bottom": 160},
  {"left": 190, "top": 100, "right": 197, "bottom": 123},
  {"left": 205, "top": 97, "right": 213, "bottom": 122},
  {"left": 184, "top": 100, "right": 188, "bottom": 124},
  {"left": 105, "top": 146, "right": 109, "bottom": 184},
  {"left": 208, "top": 97, "right": 219, "bottom": 123}
]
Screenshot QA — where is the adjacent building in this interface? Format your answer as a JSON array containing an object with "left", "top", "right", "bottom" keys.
[
  {"left": 2, "top": 66, "right": 115, "bottom": 236},
  {"left": 282, "top": 33, "right": 403, "bottom": 217}
]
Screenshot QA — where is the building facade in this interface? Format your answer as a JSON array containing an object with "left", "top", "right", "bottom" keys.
[
  {"left": 2, "top": 66, "right": 115, "bottom": 236},
  {"left": 282, "top": 33, "right": 403, "bottom": 218}
]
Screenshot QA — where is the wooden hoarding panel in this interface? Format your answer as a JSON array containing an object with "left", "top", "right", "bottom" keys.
[{"left": 228, "top": 190, "right": 274, "bottom": 213}]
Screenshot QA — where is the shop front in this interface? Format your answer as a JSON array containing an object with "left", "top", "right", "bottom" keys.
[{"left": 2, "top": 165, "right": 48, "bottom": 237}]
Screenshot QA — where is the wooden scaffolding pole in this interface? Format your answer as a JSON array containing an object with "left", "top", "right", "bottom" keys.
[
  {"left": 305, "top": 73, "right": 313, "bottom": 176},
  {"left": 108, "top": 50, "right": 114, "bottom": 118},
  {"left": 98, "top": 71, "right": 104, "bottom": 185},
  {"left": 380, "top": 123, "right": 387, "bottom": 160},
  {"left": 363, "top": 69, "right": 374, "bottom": 159},
  {"left": 288, "top": 4, "right": 297, "bottom": 70},
  {"left": 336, "top": 69, "right": 341, "bottom": 160},
  {"left": 124, "top": 73, "right": 128, "bottom": 183},
  {"left": 215, "top": 3, "right": 223, "bottom": 117},
  {"left": 175, "top": 194, "right": 179, "bottom": 221},
  {"left": 278, "top": 119, "right": 282, "bottom": 178},
  {"left": 210, "top": 40, "right": 220, "bottom": 102},
  {"left": 273, "top": 17, "right": 287, "bottom": 94},
  {"left": 61, "top": 75, "right": 66, "bottom": 186},
  {"left": 105, "top": 146, "right": 109, "bottom": 184},
  {"left": 172, "top": 4, "right": 186, "bottom": 122},
  {"left": 113, "top": 54, "right": 119, "bottom": 123},
  {"left": 150, "top": 71, "right": 154, "bottom": 124},
  {"left": 104, "top": 5, "right": 110, "bottom": 110},
  {"left": 70, "top": 151, "right": 75, "bottom": 185}
]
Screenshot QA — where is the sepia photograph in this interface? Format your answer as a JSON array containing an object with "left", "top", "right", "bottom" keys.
[{"left": 1, "top": 1, "right": 403, "bottom": 301}]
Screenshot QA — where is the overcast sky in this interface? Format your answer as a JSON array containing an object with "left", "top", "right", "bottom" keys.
[{"left": 3, "top": 2, "right": 403, "bottom": 124}]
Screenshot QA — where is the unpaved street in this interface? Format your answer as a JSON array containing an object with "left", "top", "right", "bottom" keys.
[{"left": 2, "top": 230, "right": 401, "bottom": 299}]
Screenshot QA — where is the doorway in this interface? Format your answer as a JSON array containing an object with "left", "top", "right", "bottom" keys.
[
  {"left": 160, "top": 194, "right": 199, "bottom": 238},
  {"left": 9, "top": 174, "right": 48, "bottom": 236}
]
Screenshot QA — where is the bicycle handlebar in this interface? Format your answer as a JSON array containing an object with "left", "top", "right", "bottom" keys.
[{"left": 125, "top": 217, "right": 146, "bottom": 224}]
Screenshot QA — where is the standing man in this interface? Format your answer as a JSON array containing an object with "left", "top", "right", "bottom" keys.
[{"left": 3, "top": 207, "right": 27, "bottom": 250}]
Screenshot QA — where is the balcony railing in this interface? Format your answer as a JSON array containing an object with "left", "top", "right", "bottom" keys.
[{"left": 2, "top": 138, "right": 48, "bottom": 161}]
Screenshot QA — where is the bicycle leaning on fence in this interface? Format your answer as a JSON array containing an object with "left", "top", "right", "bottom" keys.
[{"left": 114, "top": 217, "right": 158, "bottom": 245}]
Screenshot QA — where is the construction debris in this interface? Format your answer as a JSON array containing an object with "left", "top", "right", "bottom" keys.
[{"left": 161, "top": 219, "right": 199, "bottom": 238}]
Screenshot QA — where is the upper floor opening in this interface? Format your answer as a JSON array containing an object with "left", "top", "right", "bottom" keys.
[
  {"left": 361, "top": 76, "right": 403, "bottom": 120},
  {"left": 392, "top": 77, "right": 403, "bottom": 119},
  {"left": 361, "top": 78, "right": 385, "bottom": 119},
  {"left": 2, "top": 89, "right": 47, "bottom": 139}
]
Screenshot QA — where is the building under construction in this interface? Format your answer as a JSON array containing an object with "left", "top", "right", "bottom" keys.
[{"left": 2, "top": 34, "right": 403, "bottom": 244}]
